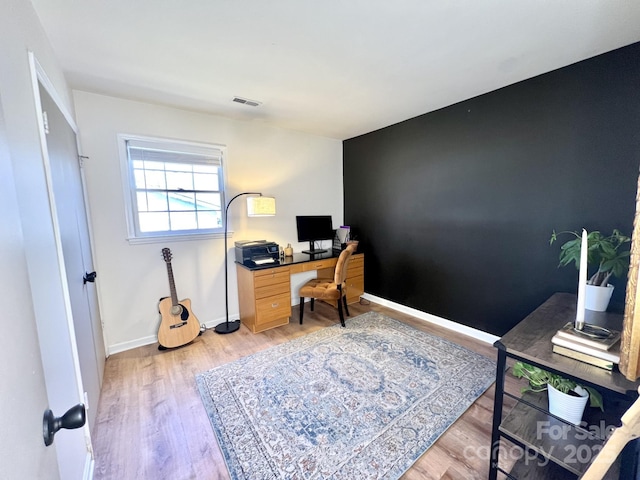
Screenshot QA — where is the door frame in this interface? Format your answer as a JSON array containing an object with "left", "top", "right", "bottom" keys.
[{"left": 28, "top": 51, "right": 96, "bottom": 479}]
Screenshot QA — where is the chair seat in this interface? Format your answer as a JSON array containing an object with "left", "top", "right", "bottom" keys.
[
  {"left": 299, "top": 279, "right": 345, "bottom": 301},
  {"left": 298, "top": 244, "right": 356, "bottom": 328}
]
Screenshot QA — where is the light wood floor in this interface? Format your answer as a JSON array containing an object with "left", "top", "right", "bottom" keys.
[{"left": 92, "top": 300, "right": 523, "bottom": 479}]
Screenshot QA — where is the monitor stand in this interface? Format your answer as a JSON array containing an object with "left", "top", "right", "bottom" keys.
[{"left": 302, "top": 241, "right": 327, "bottom": 255}]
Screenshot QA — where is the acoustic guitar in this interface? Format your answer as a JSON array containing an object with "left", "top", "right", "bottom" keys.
[{"left": 157, "top": 248, "right": 201, "bottom": 349}]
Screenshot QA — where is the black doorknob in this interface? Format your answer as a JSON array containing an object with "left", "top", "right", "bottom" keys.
[
  {"left": 43, "top": 403, "right": 86, "bottom": 446},
  {"left": 83, "top": 271, "right": 97, "bottom": 284}
]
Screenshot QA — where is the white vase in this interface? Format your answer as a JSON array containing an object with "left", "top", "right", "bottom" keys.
[
  {"left": 585, "top": 284, "right": 614, "bottom": 312},
  {"left": 547, "top": 384, "right": 589, "bottom": 425}
]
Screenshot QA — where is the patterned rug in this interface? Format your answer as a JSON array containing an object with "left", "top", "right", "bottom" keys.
[{"left": 196, "top": 311, "right": 495, "bottom": 479}]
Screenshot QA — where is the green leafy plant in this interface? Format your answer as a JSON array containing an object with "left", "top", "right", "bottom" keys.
[
  {"left": 549, "top": 229, "right": 630, "bottom": 286},
  {"left": 512, "top": 361, "right": 604, "bottom": 411}
]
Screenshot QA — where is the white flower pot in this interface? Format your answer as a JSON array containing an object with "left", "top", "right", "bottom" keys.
[
  {"left": 547, "top": 384, "right": 589, "bottom": 425},
  {"left": 585, "top": 284, "right": 614, "bottom": 312}
]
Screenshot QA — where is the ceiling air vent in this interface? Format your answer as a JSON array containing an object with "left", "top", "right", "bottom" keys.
[{"left": 233, "top": 96, "right": 262, "bottom": 107}]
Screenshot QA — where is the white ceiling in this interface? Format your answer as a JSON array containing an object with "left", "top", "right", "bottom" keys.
[{"left": 30, "top": 1, "right": 640, "bottom": 140}]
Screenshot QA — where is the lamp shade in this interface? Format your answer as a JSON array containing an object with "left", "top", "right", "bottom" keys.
[{"left": 247, "top": 196, "right": 276, "bottom": 217}]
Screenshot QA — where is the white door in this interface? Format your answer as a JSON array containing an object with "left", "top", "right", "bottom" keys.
[
  {"left": 0, "top": 86, "right": 61, "bottom": 480},
  {"left": 38, "top": 81, "right": 106, "bottom": 430},
  {"left": 25, "top": 55, "right": 96, "bottom": 479}
]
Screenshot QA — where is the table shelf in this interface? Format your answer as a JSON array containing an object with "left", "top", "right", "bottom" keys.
[
  {"left": 489, "top": 293, "right": 640, "bottom": 480},
  {"left": 499, "top": 391, "right": 621, "bottom": 477}
]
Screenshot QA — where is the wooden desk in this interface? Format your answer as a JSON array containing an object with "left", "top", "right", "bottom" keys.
[{"left": 236, "top": 251, "right": 364, "bottom": 333}]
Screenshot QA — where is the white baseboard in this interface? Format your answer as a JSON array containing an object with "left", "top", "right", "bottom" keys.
[
  {"left": 361, "top": 293, "right": 499, "bottom": 345},
  {"left": 108, "top": 335, "right": 157, "bottom": 355},
  {"left": 108, "top": 295, "right": 498, "bottom": 354},
  {"left": 84, "top": 452, "right": 94, "bottom": 480},
  {"left": 107, "top": 314, "right": 239, "bottom": 355}
]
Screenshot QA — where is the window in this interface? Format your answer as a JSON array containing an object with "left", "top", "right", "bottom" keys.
[{"left": 119, "top": 135, "right": 226, "bottom": 241}]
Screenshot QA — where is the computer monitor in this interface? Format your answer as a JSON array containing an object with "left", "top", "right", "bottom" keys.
[{"left": 296, "top": 215, "right": 334, "bottom": 254}]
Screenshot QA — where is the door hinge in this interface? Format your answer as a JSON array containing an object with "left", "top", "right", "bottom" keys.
[{"left": 42, "top": 111, "right": 49, "bottom": 134}]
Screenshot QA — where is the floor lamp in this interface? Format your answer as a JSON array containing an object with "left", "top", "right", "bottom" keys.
[{"left": 215, "top": 192, "right": 276, "bottom": 334}]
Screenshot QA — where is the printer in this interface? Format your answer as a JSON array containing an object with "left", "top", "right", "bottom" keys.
[{"left": 235, "top": 240, "right": 280, "bottom": 268}]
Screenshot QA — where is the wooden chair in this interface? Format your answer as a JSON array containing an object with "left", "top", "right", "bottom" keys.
[
  {"left": 581, "top": 387, "right": 640, "bottom": 479},
  {"left": 298, "top": 245, "right": 356, "bottom": 327}
]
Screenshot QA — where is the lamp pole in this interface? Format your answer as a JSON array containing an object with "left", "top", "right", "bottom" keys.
[{"left": 215, "top": 192, "right": 262, "bottom": 334}]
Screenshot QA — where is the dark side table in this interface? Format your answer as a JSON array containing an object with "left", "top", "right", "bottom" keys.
[{"left": 489, "top": 292, "right": 640, "bottom": 479}]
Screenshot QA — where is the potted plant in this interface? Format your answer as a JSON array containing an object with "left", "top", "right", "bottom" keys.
[
  {"left": 512, "top": 362, "right": 603, "bottom": 425},
  {"left": 550, "top": 229, "right": 631, "bottom": 311}
]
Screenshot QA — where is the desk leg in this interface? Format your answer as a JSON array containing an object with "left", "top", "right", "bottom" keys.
[{"left": 489, "top": 346, "right": 507, "bottom": 480}]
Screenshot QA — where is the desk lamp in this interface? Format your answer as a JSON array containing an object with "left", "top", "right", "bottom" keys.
[{"left": 215, "top": 192, "right": 276, "bottom": 334}]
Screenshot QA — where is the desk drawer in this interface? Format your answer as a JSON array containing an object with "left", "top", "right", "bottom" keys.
[
  {"left": 347, "top": 255, "right": 364, "bottom": 274},
  {"left": 256, "top": 293, "right": 291, "bottom": 324},
  {"left": 255, "top": 281, "right": 290, "bottom": 300},
  {"left": 302, "top": 258, "right": 337, "bottom": 272},
  {"left": 349, "top": 254, "right": 364, "bottom": 266},
  {"left": 254, "top": 265, "right": 289, "bottom": 277},
  {"left": 254, "top": 269, "right": 290, "bottom": 288},
  {"left": 346, "top": 274, "right": 364, "bottom": 296},
  {"left": 345, "top": 274, "right": 364, "bottom": 305}
]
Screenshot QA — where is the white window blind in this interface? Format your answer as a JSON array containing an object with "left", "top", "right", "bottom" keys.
[{"left": 121, "top": 135, "right": 226, "bottom": 240}]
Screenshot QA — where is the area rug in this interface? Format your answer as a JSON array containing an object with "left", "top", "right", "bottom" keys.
[{"left": 195, "top": 311, "right": 495, "bottom": 479}]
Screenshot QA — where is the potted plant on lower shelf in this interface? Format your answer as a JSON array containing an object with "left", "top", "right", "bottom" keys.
[
  {"left": 550, "top": 229, "right": 630, "bottom": 311},
  {"left": 512, "top": 361, "right": 603, "bottom": 425}
]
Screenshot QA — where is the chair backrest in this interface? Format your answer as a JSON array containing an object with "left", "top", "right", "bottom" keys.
[
  {"left": 333, "top": 245, "right": 356, "bottom": 286},
  {"left": 581, "top": 386, "right": 640, "bottom": 480}
]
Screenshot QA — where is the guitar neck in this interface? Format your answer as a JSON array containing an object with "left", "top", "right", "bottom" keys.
[{"left": 165, "top": 261, "right": 179, "bottom": 306}]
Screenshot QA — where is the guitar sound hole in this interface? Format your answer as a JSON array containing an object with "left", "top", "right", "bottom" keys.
[{"left": 169, "top": 304, "right": 189, "bottom": 321}]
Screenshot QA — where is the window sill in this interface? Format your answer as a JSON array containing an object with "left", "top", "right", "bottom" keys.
[{"left": 126, "top": 231, "right": 229, "bottom": 245}]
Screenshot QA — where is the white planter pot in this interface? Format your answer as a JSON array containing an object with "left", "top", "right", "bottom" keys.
[
  {"left": 585, "top": 284, "right": 614, "bottom": 312},
  {"left": 547, "top": 384, "right": 589, "bottom": 425}
]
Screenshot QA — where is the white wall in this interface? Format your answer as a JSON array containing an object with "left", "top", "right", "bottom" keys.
[
  {"left": 0, "top": 0, "right": 80, "bottom": 477},
  {"left": 73, "top": 91, "right": 343, "bottom": 353}
]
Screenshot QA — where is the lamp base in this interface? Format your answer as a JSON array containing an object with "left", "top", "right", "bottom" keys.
[{"left": 214, "top": 319, "right": 241, "bottom": 334}]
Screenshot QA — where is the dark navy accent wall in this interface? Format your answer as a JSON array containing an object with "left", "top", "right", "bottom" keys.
[{"left": 343, "top": 42, "right": 640, "bottom": 336}]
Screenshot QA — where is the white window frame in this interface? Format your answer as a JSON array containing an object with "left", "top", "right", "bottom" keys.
[{"left": 118, "top": 134, "right": 228, "bottom": 243}]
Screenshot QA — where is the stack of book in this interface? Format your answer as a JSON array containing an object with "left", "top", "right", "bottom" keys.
[{"left": 551, "top": 322, "right": 621, "bottom": 371}]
